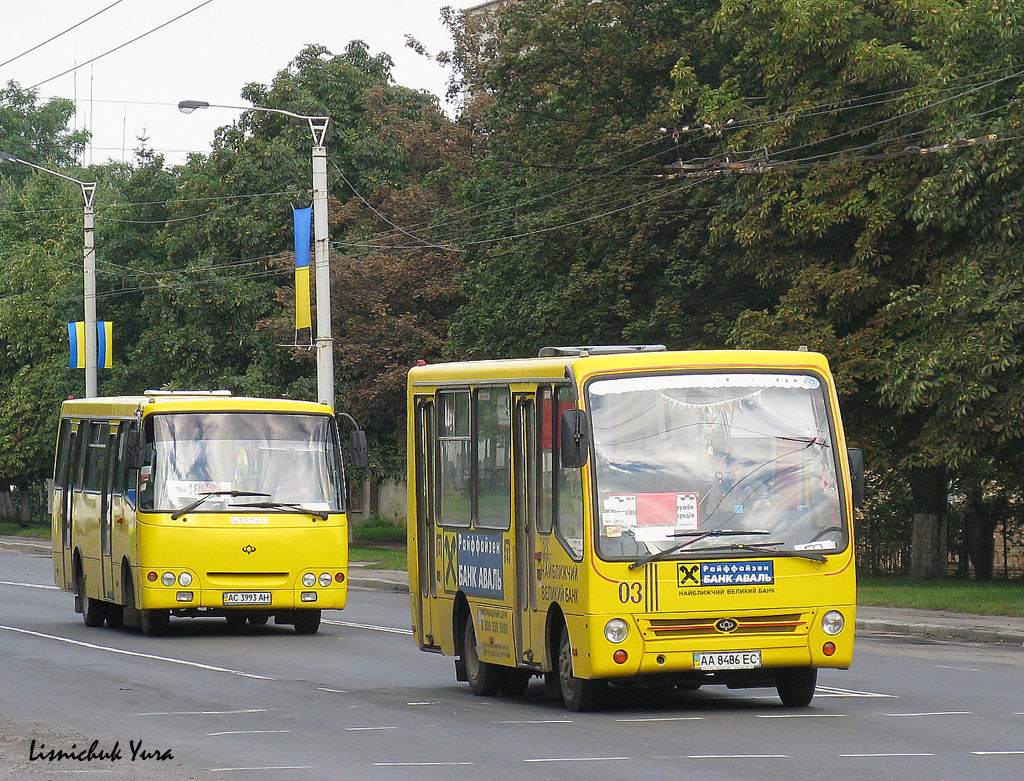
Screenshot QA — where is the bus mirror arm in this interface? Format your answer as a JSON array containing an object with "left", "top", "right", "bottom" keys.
[
  {"left": 560, "top": 409, "right": 589, "bottom": 469},
  {"left": 336, "top": 412, "right": 370, "bottom": 470},
  {"left": 847, "top": 447, "right": 864, "bottom": 508}
]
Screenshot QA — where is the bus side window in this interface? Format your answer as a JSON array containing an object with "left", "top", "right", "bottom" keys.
[
  {"left": 474, "top": 386, "right": 511, "bottom": 530},
  {"left": 555, "top": 386, "right": 584, "bottom": 559},
  {"left": 82, "top": 422, "right": 109, "bottom": 493},
  {"left": 138, "top": 420, "right": 155, "bottom": 510},
  {"left": 436, "top": 390, "right": 472, "bottom": 527}
]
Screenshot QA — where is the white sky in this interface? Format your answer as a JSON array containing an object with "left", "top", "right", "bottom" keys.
[{"left": 0, "top": 0, "right": 461, "bottom": 166}]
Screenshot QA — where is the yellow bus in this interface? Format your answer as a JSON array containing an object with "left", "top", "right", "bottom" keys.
[
  {"left": 407, "top": 346, "right": 863, "bottom": 710},
  {"left": 52, "top": 391, "right": 367, "bottom": 636}
]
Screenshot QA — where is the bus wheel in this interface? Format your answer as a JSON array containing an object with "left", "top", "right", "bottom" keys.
[
  {"left": 225, "top": 613, "right": 247, "bottom": 627},
  {"left": 294, "top": 609, "right": 321, "bottom": 635},
  {"left": 105, "top": 605, "right": 124, "bottom": 629},
  {"left": 463, "top": 616, "right": 501, "bottom": 696},
  {"left": 139, "top": 609, "right": 169, "bottom": 637},
  {"left": 76, "top": 571, "right": 105, "bottom": 628},
  {"left": 558, "top": 628, "right": 604, "bottom": 712},
  {"left": 248, "top": 614, "right": 269, "bottom": 626},
  {"left": 499, "top": 669, "right": 531, "bottom": 697},
  {"left": 776, "top": 667, "right": 817, "bottom": 707}
]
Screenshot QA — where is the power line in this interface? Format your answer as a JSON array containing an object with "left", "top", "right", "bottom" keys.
[
  {"left": 28, "top": 1, "right": 217, "bottom": 89},
  {"left": 0, "top": 0, "right": 126, "bottom": 70}
]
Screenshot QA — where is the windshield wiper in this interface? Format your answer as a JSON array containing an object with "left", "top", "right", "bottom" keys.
[
  {"left": 691, "top": 542, "right": 827, "bottom": 562},
  {"left": 171, "top": 490, "right": 271, "bottom": 520},
  {"left": 628, "top": 529, "right": 771, "bottom": 570},
  {"left": 230, "top": 501, "right": 330, "bottom": 520}
]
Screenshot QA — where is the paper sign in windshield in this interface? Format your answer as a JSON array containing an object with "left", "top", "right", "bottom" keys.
[{"left": 603, "top": 492, "right": 700, "bottom": 540}]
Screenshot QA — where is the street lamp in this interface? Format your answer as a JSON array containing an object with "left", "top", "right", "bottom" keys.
[
  {"left": 178, "top": 99, "right": 335, "bottom": 409},
  {"left": 0, "top": 149, "right": 99, "bottom": 397}
]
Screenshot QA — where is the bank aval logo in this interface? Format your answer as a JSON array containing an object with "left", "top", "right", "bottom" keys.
[{"left": 677, "top": 561, "right": 775, "bottom": 588}]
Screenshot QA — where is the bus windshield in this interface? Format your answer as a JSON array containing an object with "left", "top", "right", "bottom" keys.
[
  {"left": 588, "top": 372, "right": 845, "bottom": 560},
  {"left": 140, "top": 412, "right": 344, "bottom": 513}
]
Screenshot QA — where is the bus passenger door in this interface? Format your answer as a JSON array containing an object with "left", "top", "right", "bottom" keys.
[
  {"left": 414, "top": 399, "right": 437, "bottom": 646},
  {"left": 53, "top": 420, "right": 75, "bottom": 590},
  {"left": 513, "top": 397, "right": 539, "bottom": 664},
  {"left": 99, "top": 427, "right": 119, "bottom": 600}
]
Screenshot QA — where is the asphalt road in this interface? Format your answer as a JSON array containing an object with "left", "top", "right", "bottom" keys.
[{"left": 2, "top": 543, "right": 1023, "bottom": 780}]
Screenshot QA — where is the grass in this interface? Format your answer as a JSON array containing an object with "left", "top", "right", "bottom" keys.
[
  {"left": 0, "top": 522, "right": 48, "bottom": 539},
  {"left": 858, "top": 576, "right": 1024, "bottom": 618},
  {"left": 349, "top": 544, "right": 407, "bottom": 571}
]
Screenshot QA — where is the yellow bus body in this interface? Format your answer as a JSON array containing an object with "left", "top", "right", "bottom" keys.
[
  {"left": 52, "top": 393, "right": 349, "bottom": 634},
  {"left": 407, "top": 348, "right": 858, "bottom": 709}
]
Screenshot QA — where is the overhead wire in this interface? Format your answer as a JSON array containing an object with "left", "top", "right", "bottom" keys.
[{"left": 0, "top": 0, "right": 126, "bottom": 70}]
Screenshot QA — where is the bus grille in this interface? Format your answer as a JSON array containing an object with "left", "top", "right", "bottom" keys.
[
  {"left": 641, "top": 613, "right": 809, "bottom": 640},
  {"left": 205, "top": 572, "right": 290, "bottom": 587}
]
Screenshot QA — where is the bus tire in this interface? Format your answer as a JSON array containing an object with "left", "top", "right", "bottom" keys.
[
  {"left": 139, "top": 609, "right": 169, "bottom": 637},
  {"left": 248, "top": 614, "right": 269, "bottom": 626},
  {"left": 77, "top": 571, "right": 106, "bottom": 628},
  {"left": 776, "top": 667, "right": 817, "bottom": 707},
  {"left": 463, "top": 616, "right": 501, "bottom": 696},
  {"left": 105, "top": 604, "right": 124, "bottom": 629},
  {"left": 225, "top": 613, "right": 247, "bottom": 626},
  {"left": 558, "top": 626, "right": 604, "bottom": 712},
  {"left": 294, "top": 609, "right": 321, "bottom": 635},
  {"left": 499, "top": 669, "right": 531, "bottom": 697}
]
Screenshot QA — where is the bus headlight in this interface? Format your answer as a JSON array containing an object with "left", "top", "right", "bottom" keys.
[
  {"left": 318, "top": 573, "right": 332, "bottom": 587},
  {"left": 302, "top": 573, "right": 316, "bottom": 588},
  {"left": 161, "top": 572, "right": 175, "bottom": 586},
  {"left": 604, "top": 618, "right": 629, "bottom": 644},
  {"left": 178, "top": 572, "right": 193, "bottom": 587},
  {"left": 821, "top": 610, "right": 845, "bottom": 636}
]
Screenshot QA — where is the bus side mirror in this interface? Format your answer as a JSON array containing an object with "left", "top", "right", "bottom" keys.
[
  {"left": 848, "top": 447, "right": 864, "bottom": 508},
  {"left": 559, "top": 409, "right": 589, "bottom": 469},
  {"left": 126, "top": 429, "right": 145, "bottom": 469},
  {"left": 350, "top": 430, "right": 369, "bottom": 470}
]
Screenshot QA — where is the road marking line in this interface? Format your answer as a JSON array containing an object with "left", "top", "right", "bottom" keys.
[
  {"left": 0, "top": 579, "right": 60, "bottom": 590},
  {"left": 757, "top": 714, "right": 845, "bottom": 719},
  {"left": 616, "top": 717, "right": 703, "bottom": 723},
  {"left": 973, "top": 751, "right": 1024, "bottom": 755},
  {"left": 524, "top": 757, "right": 629, "bottom": 763},
  {"left": 840, "top": 753, "right": 934, "bottom": 758},
  {"left": 498, "top": 719, "right": 573, "bottom": 724},
  {"left": 206, "top": 730, "right": 291, "bottom": 736},
  {"left": 814, "top": 685, "right": 895, "bottom": 698},
  {"left": 0, "top": 624, "right": 275, "bottom": 680},
  {"left": 375, "top": 762, "right": 474, "bottom": 767},
  {"left": 407, "top": 702, "right": 440, "bottom": 706},
  {"left": 138, "top": 709, "right": 270, "bottom": 716},
  {"left": 210, "top": 767, "right": 312, "bottom": 772},
  {"left": 346, "top": 726, "right": 398, "bottom": 731},
  {"left": 688, "top": 754, "right": 788, "bottom": 759},
  {"left": 884, "top": 711, "right": 972, "bottom": 717},
  {"left": 0, "top": 539, "right": 50, "bottom": 550},
  {"left": 323, "top": 619, "right": 413, "bottom": 635},
  {"left": 317, "top": 687, "right": 348, "bottom": 693},
  {"left": 938, "top": 665, "right": 981, "bottom": 672}
]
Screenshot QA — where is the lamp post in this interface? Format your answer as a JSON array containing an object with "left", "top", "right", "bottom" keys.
[
  {"left": 0, "top": 150, "right": 99, "bottom": 397},
  {"left": 178, "top": 100, "right": 335, "bottom": 409}
]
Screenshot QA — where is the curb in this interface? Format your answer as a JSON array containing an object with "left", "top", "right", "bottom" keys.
[{"left": 856, "top": 617, "right": 1024, "bottom": 646}]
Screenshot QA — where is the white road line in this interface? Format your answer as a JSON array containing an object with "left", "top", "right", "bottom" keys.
[
  {"left": 884, "top": 711, "right": 972, "bottom": 717},
  {"left": 406, "top": 701, "right": 440, "bottom": 706},
  {"left": 498, "top": 719, "right": 573, "bottom": 724},
  {"left": 323, "top": 619, "right": 413, "bottom": 635},
  {"left": 840, "top": 753, "right": 934, "bottom": 758},
  {"left": 938, "top": 665, "right": 981, "bottom": 672},
  {"left": 210, "top": 766, "right": 312, "bottom": 772},
  {"left": 757, "top": 714, "right": 845, "bottom": 719},
  {"left": 616, "top": 717, "right": 703, "bottom": 723},
  {"left": 346, "top": 726, "right": 398, "bottom": 732},
  {"left": 206, "top": 730, "right": 291, "bottom": 736},
  {"left": 814, "top": 685, "right": 895, "bottom": 698},
  {"left": 524, "top": 757, "right": 629, "bottom": 763},
  {"left": 0, "top": 579, "right": 60, "bottom": 590},
  {"left": 138, "top": 709, "right": 270, "bottom": 716},
  {"left": 689, "top": 754, "right": 788, "bottom": 759},
  {"left": 0, "top": 624, "right": 275, "bottom": 680},
  {"left": 375, "top": 762, "right": 474, "bottom": 767},
  {"left": 317, "top": 687, "right": 348, "bottom": 693},
  {"left": 973, "top": 751, "right": 1024, "bottom": 755}
]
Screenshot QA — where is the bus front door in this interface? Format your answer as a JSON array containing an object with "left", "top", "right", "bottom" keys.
[
  {"left": 414, "top": 400, "right": 436, "bottom": 646},
  {"left": 514, "top": 397, "right": 539, "bottom": 665},
  {"left": 99, "top": 427, "right": 118, "bottom": 600}
]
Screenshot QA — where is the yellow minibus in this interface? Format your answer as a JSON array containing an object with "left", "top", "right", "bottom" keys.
[
  {"left": 407, "top": 346, "right": 862, "bottom": 710},
  {"left": 52, "top": 391, "right": 367, "bottom": 636}
]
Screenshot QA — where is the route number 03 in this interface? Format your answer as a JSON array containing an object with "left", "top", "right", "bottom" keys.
[{"left": 618, "top": 581, "right": 643, "bottom": 604}]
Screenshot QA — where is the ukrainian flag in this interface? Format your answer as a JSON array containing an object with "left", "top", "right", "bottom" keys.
[
  {"left": 67, "top": 321, "right": 112, "bottom": 369},
  {"left": 294, "top": 206, "right": 312, "bottom": 343}
]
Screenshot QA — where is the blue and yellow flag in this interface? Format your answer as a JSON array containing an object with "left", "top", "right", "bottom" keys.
[
  {"left": 294, "top": 206, "right": 312, "bottom": 344},
  {"left": 67, "top": 321, "right": 112, "bottom": 369}
]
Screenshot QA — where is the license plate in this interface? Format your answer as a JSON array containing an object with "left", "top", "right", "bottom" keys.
[
  {"left": 223, "top": 591, "right": 272, "bottom": 605},
  {"left": 693, "top": 650, "right": 762, "bottom": 670}
]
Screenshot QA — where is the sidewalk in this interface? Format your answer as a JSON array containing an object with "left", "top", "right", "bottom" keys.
[{"left": 345, "top": 564, "right": 1024, "bottom": 647}]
